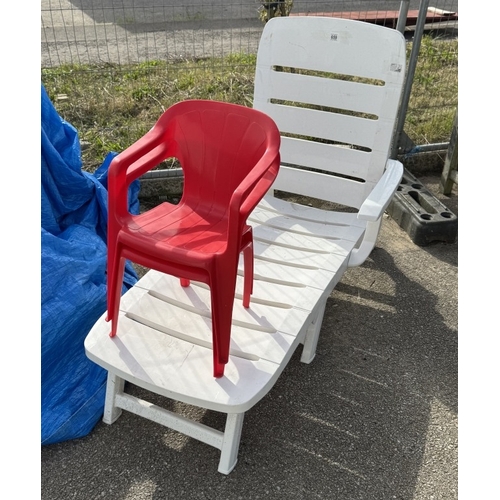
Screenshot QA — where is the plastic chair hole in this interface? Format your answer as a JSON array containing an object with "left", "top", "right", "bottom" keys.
[
  {"left": 420, "top": 214, "right": 432, "bottom": 220},
  {"left": 440, "top": 212, "right": 452, "bottom": 219},
  {"left": 411, "top": 183, "right": 423, "bottom": 189}
]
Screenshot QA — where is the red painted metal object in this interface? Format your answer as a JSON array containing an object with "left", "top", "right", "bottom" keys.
[{"left": 291, "top": 8, "right": 458, "bottom": 29}]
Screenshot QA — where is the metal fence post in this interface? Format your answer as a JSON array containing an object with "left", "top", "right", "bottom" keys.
[
  {"left": 391, "top": 0, "right": 430, "bottom": 159},
  {"left": 440, "top": 109, "right": 458, "bottom": 195},
  {"left": 396, "top": 0, "right": 410, "bottom": 34}
]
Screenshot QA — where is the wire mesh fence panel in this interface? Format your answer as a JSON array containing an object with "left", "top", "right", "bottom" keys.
[
  {"left": 42, "top": 1, "right": 266, "bottom": 67},
  {"left": 41, "top": 0, "right": 458, "bottom": 172},
  {"left": 404, "top": 17, "right": 458, "bottom": 148}
]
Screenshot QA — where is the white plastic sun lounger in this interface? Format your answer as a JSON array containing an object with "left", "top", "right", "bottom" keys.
[{"left": 85, "top": 16, "right": 406, "bottom": 474}]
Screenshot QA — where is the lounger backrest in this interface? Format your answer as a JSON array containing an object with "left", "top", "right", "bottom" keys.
[{"left": 253, "top": 16, "right": 406, "bottom": 210}]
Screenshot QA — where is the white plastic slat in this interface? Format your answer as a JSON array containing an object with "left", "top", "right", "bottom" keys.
[
  {"left": 233, "top": 273, "right": 324, "bottom": 313},
  {"left": 251, "top": 221, "right": 359, "bottom": 256},
  {"left": 268, "top": 167, "right": 367, "bottom": 210},
  {"left": 257, "top": 101, "right": 384, "bottom": 151},
  {"left": 255, "top": 17, "right": 406, "bottom": 85},
  {"left": 251, "top": 258, "right": 336, "bottom": 292},
  {"left": 279, "top": 136, "right": 374, "bottom": 179},
  {"left": 257, "top": 195, "right": 364, "bottom": 227},
  {"left": 258, "top": 70, "right": 390, "bottom": 118},
  {"left": 279, "top": 136, "right": 394, "bottom": 185},
  {"left": 251, "top": 239, "right": 346, "bottom": 273},
  {"left": 250, "top": 198, "right": 367, "bottom": 241}
]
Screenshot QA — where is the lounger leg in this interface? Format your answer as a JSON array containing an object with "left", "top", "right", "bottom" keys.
[
  {"left": 301, "top": 299, "right": 327, "bottom": 364},
  {"left": 218, "top": 412, "right": 245, "bottom": 475},
  {"left": 103, "top": 371, "right": 125, "bottom": 424}
]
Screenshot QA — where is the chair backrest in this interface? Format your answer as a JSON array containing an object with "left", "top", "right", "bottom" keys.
[
  {"left": 253, "top": 16, "right": 406, "bottom": 210},
  {"left": 156, "top": 100, "right": 279, "bottom": 215}
]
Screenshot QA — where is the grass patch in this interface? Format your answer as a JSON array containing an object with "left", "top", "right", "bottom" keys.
[
  {"left": 41, "top": 37, "right": 457, "bottom": 172},
  {"left": 42, "top": 55, "right": 257, "bottom": 172},
  {"left": 405, "top": 36, "right": 458, "bottom": 145}
]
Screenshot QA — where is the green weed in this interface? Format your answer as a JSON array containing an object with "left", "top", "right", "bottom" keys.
[{"left": 41, "top": 38, "right": 457, "bottom": 172}]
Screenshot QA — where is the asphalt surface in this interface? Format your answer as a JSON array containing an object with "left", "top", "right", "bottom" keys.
[{"left": 41, "top": 169, "right": 458, "bottom": 500}]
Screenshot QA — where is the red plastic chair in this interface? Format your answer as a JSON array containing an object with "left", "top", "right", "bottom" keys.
[{"left": 106, "top": 100, "right": 280, "bottom": 378}]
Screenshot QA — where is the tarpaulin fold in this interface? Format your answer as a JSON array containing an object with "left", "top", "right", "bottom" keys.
[{"left": 41, "top": 84, "right": 139, "bottom": 445}]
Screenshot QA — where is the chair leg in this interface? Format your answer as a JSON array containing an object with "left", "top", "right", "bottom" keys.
[
  {"left": 105, "top": 248, "right": 116, "bottom": 323},
  {"left": 105, "top": 220, "right": 120, "bottom": 322},
  {"left": 242, "top": 242, "right": 253, "bottom": 308},
  {"left": 241, "top": 226, "right": 254, "bottom": 308},
  {"left": 210, "top": 261, "right": 238, "bottom": 377},
  {"left": 108, "top": 254, "right": 126, "bottom": 338}
]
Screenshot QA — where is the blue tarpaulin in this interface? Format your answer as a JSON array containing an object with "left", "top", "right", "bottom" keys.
[{"left": 41, "top": 84, "right": 139, "bottom": 445}]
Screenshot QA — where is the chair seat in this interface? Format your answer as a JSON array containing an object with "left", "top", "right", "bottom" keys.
[{"left": 120, "top": 203, "right": 229, "bottom": 257}]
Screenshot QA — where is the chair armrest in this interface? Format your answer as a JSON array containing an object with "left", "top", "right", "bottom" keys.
[
  {"left": 109, "top": 127, "right": 168, "bottom": 185},
  {"left": 107, "top": 125, "right": 172, "bottom": 218},
  {"left": 226, "top": 147, "right": 280, "bottom": 245},
  {"left": 231, "top": 149, "right": 280, "bottom": 221},
  {"left": 357, "top": 159, "right": 404, "bottom": 222}
]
